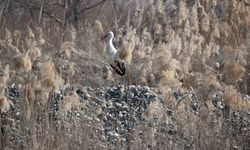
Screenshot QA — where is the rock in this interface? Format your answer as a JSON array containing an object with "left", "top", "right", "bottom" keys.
[
  {"left": 128, "top": 85, "right": 137, "bottom": 93},
  {"left": 217, "top": 101, "right": 223, "bottom": 109},
  {"left": 126, "top": 91, "right": 134, "bottom": 99},
  {"left": 115, "top": 102, "right": 122, "bottom": 108},
  {"left": 96, "top": 106, "right": 103, "bottom": 116},
  {"left": 76, "top": 88, "right": 84, "bottom": 96},
  {"left": 142, "top": 86, "right": 150, "bottom": 93},
  {"left": 4, "top": 83, "right": 250, "bottom": 149},
  {"left": 6, "top": 87, "right": 20, "bottom": 104},
  {"left": 247, "top": 111, "right": 250, "bottom": 115},
  {"left": 107, "top": 100, "right": 113, "bottom": 107}
]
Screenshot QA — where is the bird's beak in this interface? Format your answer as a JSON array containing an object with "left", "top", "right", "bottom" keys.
[{"left": 99, "top": 33, "right": 108, "bottom": 42}]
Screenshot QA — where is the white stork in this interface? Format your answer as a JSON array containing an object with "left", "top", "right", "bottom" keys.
[{"left": 99, "top": 31, "right": 126, "bottom": 76}]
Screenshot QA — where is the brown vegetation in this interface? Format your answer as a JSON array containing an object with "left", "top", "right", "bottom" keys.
[{"left": 0, "top": 0, "right": 249, "bottom": 149}]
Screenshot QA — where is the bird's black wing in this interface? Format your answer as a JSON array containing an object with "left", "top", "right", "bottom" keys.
[{"left": 110, "top": 60, "right": 126, "bottom": 76}]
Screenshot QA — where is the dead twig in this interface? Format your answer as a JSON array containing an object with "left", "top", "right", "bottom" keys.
[
  {"left": 16, "top": 0, "right": 63, "bottom": 25},
  {"left": 62, "top": 0, "right": 68, "bottom": 28},
  {"left": 79, "top": 0, "right": 107, "bottom": 14},
  {"left": 38, "top": 0, "right": 45, "bottom": 24},
  {"left": 112, "top": 0, "right": 119, "bottom": 33},
  {"left": 92, "top": 0, "right": 105, "bottom": 22},
  {"left": 0, "top": 5, "right": 4, "bottom": 23},
  {"left": 4, "top": 0, "right": 10, "bottom": 12}
]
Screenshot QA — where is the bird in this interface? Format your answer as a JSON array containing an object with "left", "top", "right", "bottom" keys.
[{"left": 99, "top": 31, "right": 126, "bottom": 76}]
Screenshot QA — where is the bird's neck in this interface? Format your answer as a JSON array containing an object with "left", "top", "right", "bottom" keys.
[
  {"left": 107, "top": 36, "right": 114, "bottom": 49},
  {"left": 107, "top": 37, "right": 116, "bottom": 58}
]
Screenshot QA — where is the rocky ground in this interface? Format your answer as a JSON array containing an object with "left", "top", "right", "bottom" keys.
[{"left": 2, "top": 85, "right": 250, "bottom": 150}]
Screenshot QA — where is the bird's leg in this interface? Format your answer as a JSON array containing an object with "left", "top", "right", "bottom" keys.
[
  {"left": 123, "top": 65, "right": 130, "bottom": 101},
  {"left": 110, "top": 77, "right": 115, "bottom": 87},
  {"left": 110, "top": 64, "right": 117, "bottom": 86},
  {"left": 126, "top": 67, "right": 130, "bottom": 90},
  {"left": 123, "top": 73, "right": 127, "bottom": 89}
]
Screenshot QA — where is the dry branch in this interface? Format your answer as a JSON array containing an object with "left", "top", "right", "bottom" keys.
[
  {"left": 79, "top": 0, "right": 107, "bottom": 14},
  {"left": 15, "top": 0, "right": 63, "bottom": 25},
  {"left": 38, "top": 0, "right": 45, "bottom": 24},
  {"left": 62, "top": 0, "right": 68, "bottom": 27}
]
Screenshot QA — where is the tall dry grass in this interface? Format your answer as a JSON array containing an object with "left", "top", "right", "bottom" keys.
[{"left": 0, "top": 0, "right": 250, "bottom": 149}]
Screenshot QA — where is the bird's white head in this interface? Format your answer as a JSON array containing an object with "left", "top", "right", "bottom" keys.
[{"left": 99, "top": 31, "right": 114, "bottom": 42}]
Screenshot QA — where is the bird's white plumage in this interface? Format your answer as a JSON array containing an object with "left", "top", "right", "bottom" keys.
[{"left": 105, "top": 31, "right": 117, "bottom": 62}]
